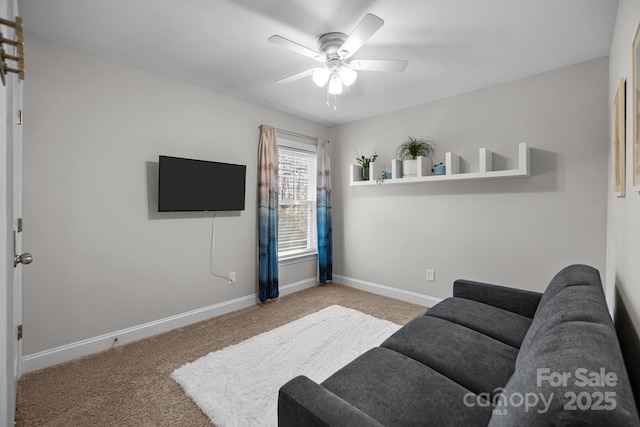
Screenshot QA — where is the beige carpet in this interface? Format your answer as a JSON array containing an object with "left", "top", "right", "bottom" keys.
[{"left": 16, "top": 283, "right": 425, "bottom": 426}]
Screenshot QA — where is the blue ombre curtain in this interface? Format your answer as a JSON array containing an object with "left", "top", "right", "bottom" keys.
[
  {"left": 258, "top": 125, "right": 279, "bottom": 302},
  {"left": 317, "top": 139, "right": 333, "bottom": 284}
]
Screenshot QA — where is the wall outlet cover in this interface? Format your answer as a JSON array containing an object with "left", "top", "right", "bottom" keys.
[{"left": 426, "top": 269, "right": 435, "bottom": 282}]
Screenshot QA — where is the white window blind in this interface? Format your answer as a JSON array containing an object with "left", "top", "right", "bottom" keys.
[{"left": 278, "top": 146, "right": 317, "bottom": 259}]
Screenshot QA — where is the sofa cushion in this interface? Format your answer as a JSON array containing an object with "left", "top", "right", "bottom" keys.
[
  {"left": 488, "top": 321, "right": 640, "bottom": 427},
  {"left": 321, "top": 347, "right": 493, "bottom": 427},
  {"left": 534, "top": 264, "right": 601, "bottom": 315},
  {"left": 518, "top": 284, "right": 614, "bottom": 367},
  {"left": 425, "top": 297, "right": 532, "bottom": 349},
  {"left": 380, "top": 316, "right": 518, "bottom": 396}
]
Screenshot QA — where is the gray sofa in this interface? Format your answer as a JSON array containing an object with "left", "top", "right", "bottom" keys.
[{"left": 278, "top": 264, "right": 640, "bottom": 426}]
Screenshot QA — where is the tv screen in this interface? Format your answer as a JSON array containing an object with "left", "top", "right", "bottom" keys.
[{"left": 158, "top": 155, "right": 246, "bottom": 212}]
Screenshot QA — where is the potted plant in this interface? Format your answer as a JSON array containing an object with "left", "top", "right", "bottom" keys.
[
  {"left": 396, "top": 136, "right": 435, "bottom": 177},
  {"left": 355, "top": 151, "right": 378, "bottom": 180}
]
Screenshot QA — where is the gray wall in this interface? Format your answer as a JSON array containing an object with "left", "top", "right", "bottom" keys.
[
  {"left": 331, "top": 58, "right": 609, "bottom": 299},
  {"left": 607, "top": 0, "right": 640, "bottom": 348},
  {"left": 22, "top": 37, "right": 327, "bottom": 354}
]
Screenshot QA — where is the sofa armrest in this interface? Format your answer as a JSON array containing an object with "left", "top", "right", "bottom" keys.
[
  {"left": 278, "top": 376, "right": 384, "bottom": 427},
  {"left": 453, "top": 279, "right": 542, "bottom": 318}
]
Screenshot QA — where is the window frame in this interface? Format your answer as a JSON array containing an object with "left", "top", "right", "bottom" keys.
[{"left": 277, "top": 137, "right": 318, "bottom": 263}]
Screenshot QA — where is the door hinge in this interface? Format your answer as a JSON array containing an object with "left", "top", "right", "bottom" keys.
[
  {"left": 17, "top": 218, "right": 22, "bottom": 232},
  {"left": 16, "top": 109, "right": 23, "bottom": 125},
  {"left": 17, "top": 325, "right": 22, "bottom": 340}
]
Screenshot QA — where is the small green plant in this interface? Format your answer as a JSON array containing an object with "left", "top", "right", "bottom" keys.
[
  {"left": 355, "top": 151, "right": 378, "bottom": 168},
  {"left": 396, "top": 136, "right": 435, "bottom": 160}
]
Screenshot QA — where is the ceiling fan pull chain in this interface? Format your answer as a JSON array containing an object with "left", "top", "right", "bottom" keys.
[{"left": 326, "top": 92, "right": 338, "bottom": 111}]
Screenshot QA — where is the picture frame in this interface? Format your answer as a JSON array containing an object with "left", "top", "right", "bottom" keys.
[
  {"left": 613, "top": 78, "right": 626, "bottom": 197},
  {"left": 632, "top": 22, "right": 640, "bottom": 191}
]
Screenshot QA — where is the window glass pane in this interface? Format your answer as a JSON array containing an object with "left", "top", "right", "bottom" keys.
[
  {"left": 279, "top": 150, "right": 315, "bottom": 202},
  {"left": 279, "top": 203, "right": 312, "bottom": 253}
]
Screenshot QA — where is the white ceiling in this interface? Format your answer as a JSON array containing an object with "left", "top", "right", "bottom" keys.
[{"left": 18, "top": 0, "right": 618, "bottom": 127}]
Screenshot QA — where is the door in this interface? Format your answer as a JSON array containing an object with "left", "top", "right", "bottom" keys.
[{"left": 1, "top": 0, "right": 24, "bottom": 424}]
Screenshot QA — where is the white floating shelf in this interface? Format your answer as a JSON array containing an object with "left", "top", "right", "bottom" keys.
[{"left": 349, "top": 142, "right": 530, "bottom": 186}]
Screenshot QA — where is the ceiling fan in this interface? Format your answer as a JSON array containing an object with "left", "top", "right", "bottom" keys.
[{"left": 268, "top": 13, "right": 409, "bottom": 97}]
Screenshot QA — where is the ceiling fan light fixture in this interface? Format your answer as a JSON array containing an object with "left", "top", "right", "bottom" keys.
[
  {"left": 328, "top": 73, "right": 343, "bottom": 94},
  {"left": 339, "top": 65, "right": 357, "bottom": 86},
  {"left": 312, "top": 67, "right": 331, "bottom": 87}
]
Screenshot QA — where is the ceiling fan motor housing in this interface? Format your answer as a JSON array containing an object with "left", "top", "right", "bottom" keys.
[{"left": 318, "top": 32, "right": 350, "bottom": 59}]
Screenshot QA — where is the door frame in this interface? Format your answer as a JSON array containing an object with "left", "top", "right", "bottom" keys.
[
  {"left": 1, "top": 0, "right": 22, "bottom": 423},
  {"left": 0, "top": 74, "right": 14, "bottom": 427}
]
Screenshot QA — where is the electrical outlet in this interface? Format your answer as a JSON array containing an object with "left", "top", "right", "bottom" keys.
[
  {"left": 426, "top": 269, "right": 435, "bottom": 282},
  {"left": 228, "top": 272, "right": 236, "bottom": 285}
]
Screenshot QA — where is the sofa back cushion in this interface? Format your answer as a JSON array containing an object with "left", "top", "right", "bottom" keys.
[
  {"left": 517, "top": 285, "right": 613, "bottom": 367},
  {"left": 534, "top": 264, "right": 602, "bottom": 314}
]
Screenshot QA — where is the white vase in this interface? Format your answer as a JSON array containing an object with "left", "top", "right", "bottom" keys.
[
  {"left": 402, "top": 159, "right": 417, "bottom": 177},
  {"left": 402, "top": 157, "right": 433, "bottom": 178}
]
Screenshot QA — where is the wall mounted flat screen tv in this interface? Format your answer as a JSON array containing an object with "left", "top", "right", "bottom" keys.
[{"left": 158, "top": 155, "right": 246, "bottom": 212}]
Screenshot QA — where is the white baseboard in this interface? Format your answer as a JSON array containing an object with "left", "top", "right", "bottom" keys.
[
  {"left": 333, "top": 274, "right": 443, "bottom": 308},
  {"left": 22, "top": 276, "right": 441, "bottom": 373},
  {"left": 21, "top": 277, "right": 317, "bottom": 373}
]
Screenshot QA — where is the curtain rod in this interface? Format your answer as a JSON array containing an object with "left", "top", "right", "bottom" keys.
[{"left": 261, "top": 125, "right": 325, "bottom": 143}]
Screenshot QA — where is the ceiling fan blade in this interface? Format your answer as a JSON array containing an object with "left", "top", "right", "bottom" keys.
[
  {"left": 349, "top": 59, "right": 409, "bottom": 72},
  {"left": 268, "top": 35, "right": 325, "bottom": 62},
  {"left": 339, "top": 13, "right": 384, "bottom": 58},
  {"left": 275, "top": 68, "right": 316, "bottom": 85}
]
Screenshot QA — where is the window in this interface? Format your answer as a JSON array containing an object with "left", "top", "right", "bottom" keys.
[{"left": 278, "top": 141, "right": 317, "bottom": 260}]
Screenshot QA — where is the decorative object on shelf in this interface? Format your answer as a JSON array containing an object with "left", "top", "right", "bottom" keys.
[
  {"left": 433, "top": 163, "right": 445, "bottom": 175},
  {"left": 355, "top": 151, "right": 378, "bottom": 180},
  {"left": 396, "top": 136, "right": 435, "bottom": 177},
  {"left": 376, "top": 170, "right": 388, "bottom": 185},
  {"left": 613, "top": 78, "right": 626, "bottom": 197},
  {"left": 632, "top": 22, "right": 640, "bottom": 191},
  {"left": 0, "top": 16, "right": 25, "bottom": 85}
]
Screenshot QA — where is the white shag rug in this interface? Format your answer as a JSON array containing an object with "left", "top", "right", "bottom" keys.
[{"left": 171, "top": 304, "right": 401, "bottom": 427}]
